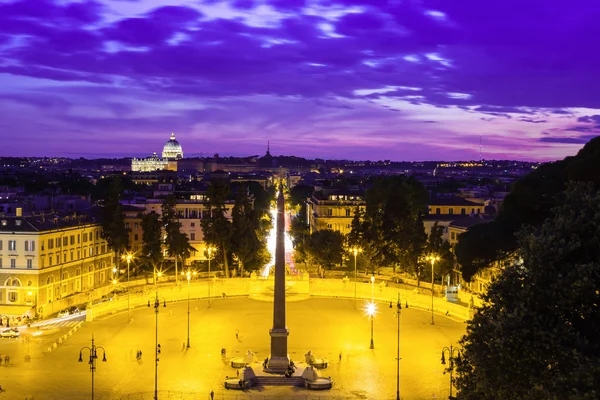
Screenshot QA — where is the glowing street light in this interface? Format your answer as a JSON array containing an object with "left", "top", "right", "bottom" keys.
[
  {"left": 425, "top": 254, "right": 440, "bottom": 325},
  {"left": 350, "top": 246, "right": 362, "bottom": 305},
  {"left": 365, "top": 301, "right": 377, "bottom": 349},
  {"left": 206, "top": 245, "right": 216, "bottom": 307},
  {"left": 121, "top": 252, "right": 135, "bottom": 323}
]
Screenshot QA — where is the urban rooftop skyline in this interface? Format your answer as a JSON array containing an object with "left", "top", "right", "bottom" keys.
[{"left": 1, "top": 0, "right": 599, "bottom": 161}]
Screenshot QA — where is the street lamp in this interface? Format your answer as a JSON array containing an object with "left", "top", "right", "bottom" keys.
[
  {"left": 148, "top": 292, "right": 167, "bottom": 400},
  {"left": 393, "top": 295, "right": 409, "bottom": 400},
  {"left": 365, "top": 301, "right": 377, "bottom": 349},
  {"left": 181, "top": 269, "right": 197, "bottom": 348},
  {"left": 425, "top": 254, "right": 440, "bottom": 325},
  {"left": 78, "top": 335, "right": 107, "bottom": 400},
  {"left": 121, "top": 252, "right": 135, "bottom": 323},
  {"left": 441, "top": 344, "right": 462, "bottom": 399},
  {"left": 206, "top": 245, "right": 216, "bottom": 308},
  {"left": 371, "top": 275, "right": 375, "bottom": 300},
  {"left": 350, "top": 246, "right": 362, "bottom": 305}
]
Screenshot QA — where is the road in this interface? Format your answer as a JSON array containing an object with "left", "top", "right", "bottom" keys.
[{"left": 0, "top": 297, "right": 465, "bottom": 399}]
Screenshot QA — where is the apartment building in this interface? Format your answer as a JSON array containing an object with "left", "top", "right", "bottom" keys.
[
  {"left": 0, "top": 212, "right": 114, "bottom": 316},
  {"left": 307, "top": 189, "right": 366, "bottom": 235}
]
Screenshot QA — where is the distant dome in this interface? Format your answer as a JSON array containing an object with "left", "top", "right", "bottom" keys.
[{"left": 162, "top": 133, "right": 183, "bottom": 159}]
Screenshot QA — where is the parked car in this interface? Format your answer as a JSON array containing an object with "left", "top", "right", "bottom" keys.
[
  {"left": 57, "top": 309, "right": 71, "bottom": 317},
  {"left": 0, "top": 328, "right": 19, "bottom": 338},
  {"left": 68, "top": 306, "right": 80, "bottom": 314}
]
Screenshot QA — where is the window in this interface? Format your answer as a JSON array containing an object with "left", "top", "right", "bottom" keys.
[
  {"left": 77, "top": 235, "right": 80, "bottom": 244},
  {"left": 41, "top": 241, "right": 44, "bottom": 251},
  {"left": 56, "top": 238, "right": 60, "bottom": 248},
  {"left": 345, "top": 209, "right": 351, "bottom": 217},
  {"left": 436, "top": 208, "right": 441, "bottom": 215},
  {"left": 70, "top": 251, "right": 74, "bottom": 261},
  {"left": 451, "top": 232, "right": 456, "bottom": 240},
  {"left": 48, "top": 239, "right": 53, "bottom": 249},
  {"left": 70, "top": 235, "right": 75, "bottom": 245},
  {"left": 25, "top": 240, "right": 35, "bottom": 251},
  {"left": 461, "top": 208, "right": 466, "bottom": 215},
  {"left": 27, "top": 259, "right": 32, "bottom": 269},
  {"left": 327, "top": 209, "right": 333, "bottom": 216},
  {"left": 190, "top": 233, "right": 196, "bottom": 240},
  {"left": 134, "top": 234, "right": 138, "bottom": 241},
  {"left": 327, "top": 223, "right": 332, "bottom": 229},
  {"left": 101, "top": 245, "right": 106, "bottom": 254},
  {"left": 83, "top": 248, "right": 87, "bottom": 258},
  {"left": 449, "top": 208, "right": 454, "bottom": 215},
  {"left": 125, "top": 223, "right": 130, "bottom": 229},
  {"left": 90, "top": 247, "right": 94, "bottom": 256},
  {"left": 57, "top": 254, "right": 60, "bottom": 263},
  {"left": 8, "top": 292, "right": 17, "bottom": 303},
  {"left": 49, "top": 255, "right": 53, "bottom": 266},
  {"left": 63, "top": 237, "right": 68, "bottom": 246},
  {"left": 191, "top": 222, "right": 195, "bottom": 228},
  {"left": 8, "top": 240, "right": 16, "bottom": 251},
  {"left": 96, "top": 231, "right": 99, "bottom": 240},
  {"left": 0, "top": 258, "right": 2, "bottom": 268},
  {"left": 0, "top": 240, "right": 2, "bottom": 250},
  {"left": 10, "top": 259, "right": 16, "bottom": 268},
  {"left": 134, "top": 223, "right": 139, "bottom": 229}
]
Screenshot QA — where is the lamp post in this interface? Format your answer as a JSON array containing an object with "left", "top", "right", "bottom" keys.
[
  {"left": 441, "top": 344, "right": 462, "bottom": 399},
  {"left": 425, "top": 254, "right": 440, "bottom": 325},
  {"left": 366, "top": 301, "right": 376, "bottom": 349},
  {"left": 370, "top": 275, "right": 375, "bottom": 300},
  {"left": 78, "top": 335, "right": 107, "bottom": 400},
  {"left": 182, "top": 269, "right": 197, "bottom": 348},
  {"left": 350, "top": 246, "right": 361, "bottom": 305},
  {"left": 122, "top": 252, "right": 135, "bottom": 323},
  {"left": 394, "top": 295, "right": 409, "bottom": 400},
  {"left": 206, "top": 245, "right": 216, "bottom": 308},
  {"left": 27, "top": 290, "right": 38, "bottom": 319},
  {"left": 148, "top": 292, "right": 167, "bottom": 400}
]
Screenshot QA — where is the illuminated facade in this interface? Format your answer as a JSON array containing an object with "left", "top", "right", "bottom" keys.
[
  {"left": 0, "top": 213, "right": 114, "bottom": 316},
  {"left": 123, "top": 198, "right": 236, "bottom": 265},
  {"left": 131, "top": 133, "right": 183, "bottom": 172},
  {"left": 307, "top": 190, "right": 366, "bottom": 235}
]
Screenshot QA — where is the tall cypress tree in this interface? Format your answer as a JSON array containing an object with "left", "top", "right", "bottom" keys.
[{"left": 100, "top": 177, "right": 129, "bottom": 270}]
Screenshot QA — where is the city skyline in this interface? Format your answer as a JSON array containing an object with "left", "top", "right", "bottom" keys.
[{"left": 1, "top": 0, "right": 599, "bottom": 161}]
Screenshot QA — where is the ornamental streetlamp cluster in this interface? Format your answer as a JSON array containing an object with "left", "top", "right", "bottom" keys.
[
  {"left": 78, "top": 336, "right": 107, "bottom": 400},
  {"left": 441, "top": 344, "right": 462, "bottom": 399},
  {"left": 392, "top": 295, "right": 409, "bottom": 400},
  {"left": 148, "top": 292, "right": 167, "bottom": 400}
]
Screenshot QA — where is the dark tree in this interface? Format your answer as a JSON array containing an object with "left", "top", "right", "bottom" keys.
[
  {"left": 306, "top": 229, "right": 345, "bottom": 271},
  {"left": 161, "top": 195, "right": 185, "bottom": 280},
  {"left": 140, "top": 212, "right": 163, "bottom": 272},
  {"left": 200, "top": 179, "right": 233, "bottom": 277},
  {"left": 455, "top": 182, "right": 600, "bottom": 400},
  {"left": 231, "top": 186, "right": 265, "bottom": 274},
  {"left": 100, "top": 177, "right": 130, "bottom": 271},
  {"left": 420, "top": 222, "right": 454, "bottom": 286},
  {"left": 456, "top": 136, "right": 600, "bottom": 281},
  {"left": 361, "top": 176, "right": 428, "bottom": 274}
]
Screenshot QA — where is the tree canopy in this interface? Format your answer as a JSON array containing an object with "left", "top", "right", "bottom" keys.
[
  {"left": 456, "top": 136, "right": 600, "bottom": 281},
  {"left": 355, "top": 176, "right": 428, "bottom": 273},
  {"left": 305, "top": 229, "right": 345, "bottom": 270},
  {"left": 455, "top": 182, "right": 600, "bottom": 400},
  {"left": 100, "top": 177, "right": 129, "bottom": 258}
]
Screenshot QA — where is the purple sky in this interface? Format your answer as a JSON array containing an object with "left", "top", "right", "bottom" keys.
[{"left": 1, "top": 0, "right": 599, "bottom": 161}]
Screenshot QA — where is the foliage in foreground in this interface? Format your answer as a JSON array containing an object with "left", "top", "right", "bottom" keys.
[{"left": 455, "top": 183, "right": 600, "bottom": 400}]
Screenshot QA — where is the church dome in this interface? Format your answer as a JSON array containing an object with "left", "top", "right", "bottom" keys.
[{"left": 162, "top": 133, "right": 183, "bottom": 159}]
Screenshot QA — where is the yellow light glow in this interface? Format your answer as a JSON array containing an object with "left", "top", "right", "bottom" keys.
[
  {"left": 112, "top": 279, "right": 117, "bottom": 284},
  {"left": 365, "top": 301, "right": 377, "bottom": 317},
  {"left": 371, "top": 275, "right": 375, "bottom": 283}
]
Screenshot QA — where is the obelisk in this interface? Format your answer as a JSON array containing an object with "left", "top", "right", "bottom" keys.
[{"left": 267, "top": 184, "right": 290, "bottom": 372}]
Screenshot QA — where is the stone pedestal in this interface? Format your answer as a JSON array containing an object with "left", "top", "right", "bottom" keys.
[{"left": 267, "top": 327, "right": 290, "bottom": 372}]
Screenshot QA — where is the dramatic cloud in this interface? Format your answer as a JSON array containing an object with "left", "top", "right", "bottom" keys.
[{"left": 0, "top": 0, "right": 599, "bottom": 160}]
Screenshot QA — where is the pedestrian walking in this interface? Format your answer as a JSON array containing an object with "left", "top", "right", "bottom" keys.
[
  {"left": 4, "top": 355, "right": 8, "bottom": 365},
  {"left": 235, "top": 329, "right": 239, "bottom": 340},
  {"left": 339, "top": 351, "right": 342, "bottom": 363},
  {"left": 210, "top": 390, "right": 214, "bottom": 400}
]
